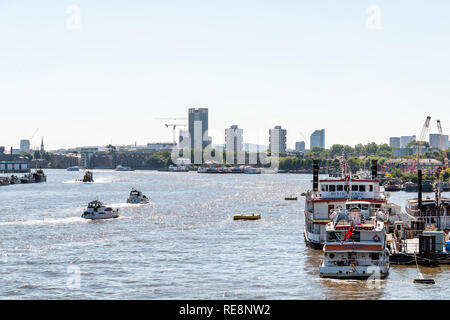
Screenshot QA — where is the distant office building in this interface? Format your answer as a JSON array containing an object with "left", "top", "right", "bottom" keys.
[
  {"left": 310, "top": 129, "right": 325, "bottom": 149},
  {"left": 269, "top": 126, "right": 287, "bottom": 154},
  {"left": 20, "top": 140, "right": 31, "bottom": 153},
  {"left": 295, "top": 141, "right": 306, "bottom": 152},
  {"left": 188, "top": 108, "right": 210, "bottom": 150},
  {"left": 400, "top": 135, "right": 416, "bottom": 148},
  {"left": 80, "top": 147, "right": 98, "bottom": 168},
  {"left": 146, "top": 143, "right": 175, "bottom": 151},
  {"left": 0, "top": 146, "right": 4, "bottom": 154},
  {"left": 389, "top": 137, "right": 401, "bottom": 148},
  {"left": 225, "top": 125, "right": 243, "bottom": 153},
  {"left": 429, "top": 134, "right": 449, "bottom": 149}
]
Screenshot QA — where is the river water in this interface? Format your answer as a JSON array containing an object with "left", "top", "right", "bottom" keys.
[{"left": 0, "top": 170, "right": 448, "bottom": 299}]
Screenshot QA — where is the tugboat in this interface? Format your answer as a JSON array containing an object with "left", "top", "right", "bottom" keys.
[
  {"left": 127, "top": 188, "right": 150, "bottom": 204},
  {"left": 33, "top": 168, "right": 47, "bottom": 182},
  {"left": 81, "top": 171, "right": 94, "bottom": 183},
  {"left": 20, "top": 169, "right": 47, "bottom": 183},
  {"left": 304, "top": 159, "right": 388, "bottom": 249},
  {"left": 81, "top": 200, "right": 119, "bottom": 220},
  {"left": 319, "top": 206, "right": 390, "bottom": 279}
]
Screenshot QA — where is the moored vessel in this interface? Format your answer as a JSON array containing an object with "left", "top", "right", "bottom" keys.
[
  {"left": 319, "top": 206, "right": 390, "bottom": 279},
  {"left": 304, "top": 159, "right": 387, "bottom": 249}
]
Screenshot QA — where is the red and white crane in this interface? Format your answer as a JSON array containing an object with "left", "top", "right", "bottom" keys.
[{"left": 410, "top": 116, "right": 431, "bottom": 173}]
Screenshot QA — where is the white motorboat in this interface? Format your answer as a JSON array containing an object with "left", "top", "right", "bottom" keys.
[
  {"left": 127, "top": 188, "right": 150, "bottom": 204},
  {"left": 81, "top": 200, "right": 119, "bottom": 220},
  {"left": 319, "top": 206, "right": 390, "bottom": 279},
  {"left": 115, "top": 165, "right": 134, "bottom": 171}
]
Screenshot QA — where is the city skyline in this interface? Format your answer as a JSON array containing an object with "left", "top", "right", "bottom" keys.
[{"left": 1, "top": 1, "right": 449, "bottom": 150}]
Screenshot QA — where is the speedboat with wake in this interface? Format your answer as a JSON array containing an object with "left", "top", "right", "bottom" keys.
[
  {"left": 81, "top": 200, "right": 119, "bottom": 220},
  {"left": 127, "top": 188, "right": 150, "bottom": 204}
]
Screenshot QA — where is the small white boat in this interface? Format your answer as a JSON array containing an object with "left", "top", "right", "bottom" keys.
[
  {"left": 115, "top": 165, "right": 134, "bottom": 171},
  {"left": 127, "top": 188, "right": 150, "bottom": 204},
  {"left": 81, "top": 200, "right": 119, "bottom": 220}
]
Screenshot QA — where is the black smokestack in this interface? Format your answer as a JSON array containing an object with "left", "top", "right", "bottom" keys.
[
  {"left": 313, "top": 160, "right": 319, "bottom": 192},
  {"left": 418, "top": 169, "right": 423, "bottom": 212},
  {"left": 371, "top": 160, "right": 378, "bottom": 179}
]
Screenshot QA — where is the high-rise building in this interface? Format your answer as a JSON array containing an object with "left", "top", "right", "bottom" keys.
[
  {"left": 225, "top": 125, "right": 243, "bottom": 153},
  {"left": 310, "top": 129, "right": 325, "bottom": 149},
  {"left": 295, "top": 141, "right": 306, "bottom": 152},
  {"left": 188, "top": 108, "right": 210, "bottom": 150},
  {"left": 20, "top": 139, "right": 31, "bottom": 153},
  {"left": 389, "top": 137, "right": 401, "bottom": 148},
  {"left": 400, "top": 135, "right": 416, "bottom": 148},
  {"left": 429, "top": 133, "right": 449, "bottom": 149},
  {"left": 269, "top": 125, "right": 287, "bottom": 154}
]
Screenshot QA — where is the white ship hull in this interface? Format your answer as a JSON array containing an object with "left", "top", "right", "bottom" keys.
[
  {"left": 81, "top": 211, "right": 119, "bottom": 220},
  {"left": 319, "top": 265, "right": 389, "bottom": 279}
]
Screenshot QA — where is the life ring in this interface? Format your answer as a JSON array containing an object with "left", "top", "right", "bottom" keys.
[{"left": 373, "top": 234, "right": 381, "bottom": 242}]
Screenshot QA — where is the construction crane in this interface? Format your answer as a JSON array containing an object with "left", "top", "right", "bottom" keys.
[
  {"left": 165, "top": 124, "right": 187, "bottom": 146},
  {"left": 29, "top": 128, "right": 39, "bottom": 141},
  {"left": 411, "top": 116, "right": 431, "bottom": 173},
  {"left": 437, "top": 120, "right": 449, "bottom": 169},
  {"left": 154, "top": 117, "right": 187, "bottom": 121}
]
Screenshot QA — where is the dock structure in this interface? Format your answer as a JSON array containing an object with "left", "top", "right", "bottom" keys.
[
  {"left": 390, "top": 228, "right": 450, "bottom": 266},
  {"left": 0, "top": 160, "right": 30, "bottom": 173}
]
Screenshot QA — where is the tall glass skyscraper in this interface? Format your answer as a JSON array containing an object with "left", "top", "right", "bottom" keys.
[
  {"left": 310, "top": 129, "right": 325, "bottom": 149},
  {"left": 188, "top": 108, "right": 210, "bottom": 150}
]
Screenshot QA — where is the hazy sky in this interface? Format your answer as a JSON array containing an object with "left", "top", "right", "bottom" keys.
[{"left": 1, "top": 1, "right": 449, "bottom": 150}]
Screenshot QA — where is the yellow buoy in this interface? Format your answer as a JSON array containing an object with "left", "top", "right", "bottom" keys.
[{"left": 233, "top": 213, "right": 261, "bottom": 221}]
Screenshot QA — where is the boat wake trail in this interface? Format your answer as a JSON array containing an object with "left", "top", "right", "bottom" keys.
[{"left": 0, "top": 216, "right": 85, "bottom": 226}]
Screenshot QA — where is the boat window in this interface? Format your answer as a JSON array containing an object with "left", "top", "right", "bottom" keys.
[
  {"left": 359, "top": 185, "right": 366, "bottom": 192},
  {"left": 321, "top": 185, "right": 328, "bottom": 192},
  {"left": 361, "top": 204, "right": 369, "bottom": 211},
  {"left": 337, "top": 185, "right": 343, "bottom": 191},
  {"left": 352, "top": 185, "right": 358, "bottom": 191},
  {"left": 344, "top": 185, "right": 349, "bottom": 191},
  {"left": 329, "top": 185, "right": 336, "bottom": 192},
  {"left": 369, "top": 185, "right": 373, "bottom": 192},
  {"left": 370, "top": 253, "right": 379, "bottom": 260}
]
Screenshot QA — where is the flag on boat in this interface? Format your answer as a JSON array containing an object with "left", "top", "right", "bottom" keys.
[{"left": 341, "top": 222, "right": 353, "bottom": 244}]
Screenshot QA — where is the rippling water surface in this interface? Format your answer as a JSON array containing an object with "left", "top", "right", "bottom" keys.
[{"left": 0, "top": 170, "right": 449, "bottom": 299}]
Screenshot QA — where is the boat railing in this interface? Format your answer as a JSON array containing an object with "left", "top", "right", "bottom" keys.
[{"left": 325, "top": 259, "right": 383, "bottom": 267}]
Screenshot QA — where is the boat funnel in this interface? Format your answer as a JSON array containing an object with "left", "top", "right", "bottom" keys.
[
  {"left": 313, "top": 160, "right": 319, "bottom": 192},
  {"left": 371, "top": 160, "right": 378, "bottom": 179},
  {"left": 418, "top": 169, "right": 423, "bottom": 212}
]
